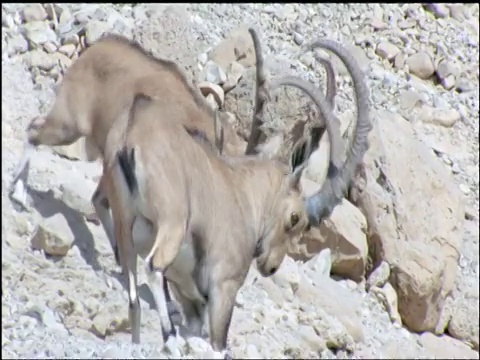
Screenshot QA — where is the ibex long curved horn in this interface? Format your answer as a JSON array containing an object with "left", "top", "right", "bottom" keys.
[
  {"left": 302, "top": 40, "right": 372, "bottom": 226},
  {"left": 245, "top": 29, "right": 339, "bottom": 155},
  {"left": 315, "top": 55, "right": 336, "bottom": 112},
  {"left": 246, "top": 29, "right": 372, "bottom": 226},
  {"left": 246, "top": 28, "right": 343, "bottom": 177},
  {"left": 246, "top": 29, "right": 371, "bottom": 226},
  {"left": 268, "top": 75, "right": 342, "bottom": 170},
  {"left": 245, "top": 27, "right": 343, "bottom": 189},
  {"left": 245, "top": 28, "right": 269, "bottom": 155}
]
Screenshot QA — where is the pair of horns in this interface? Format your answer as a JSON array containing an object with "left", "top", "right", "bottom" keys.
[{"left": 245, "top": 28, "right": 371, "bottom": 226}]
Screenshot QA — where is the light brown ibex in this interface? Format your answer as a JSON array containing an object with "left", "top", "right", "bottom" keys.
[
  {"left": 9, "top": 34, "right": 245, "bottom": 262},
  {"left": 102, "top": 29, "right": 370, "bottom": 356},
  {"left": 8, "top": 33, "right": 254, "bottom": 331}
]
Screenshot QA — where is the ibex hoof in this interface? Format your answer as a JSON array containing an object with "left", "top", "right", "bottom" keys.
[
  {"left": 163, "top": 331, "right": 183, "bottom": 352},
  {"left": 222, "top": 349, "right": 233, "bottom": 360},
  {"left": 161, "top": 326, "right": 177, "bottom": 344},
  {"left": 131, "top": 323, "right": 141, "bottom": 343}
]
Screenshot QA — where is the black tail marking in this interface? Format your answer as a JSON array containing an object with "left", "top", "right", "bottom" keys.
[
  {"left": 117, "top": 93, "right": 149, "bottom": 195},
  {"left": 117, "top": 147, "right": 137, "bottom": 194}
]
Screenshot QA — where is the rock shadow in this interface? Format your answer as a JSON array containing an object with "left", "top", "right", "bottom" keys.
[
  {"left": 26, "top": 187, "right": 173, "bottom": 318},
  {"left": 27, "top": 186, "right": 103, "bottom": 271},
  {"left": 10, "top": 163, "right": 182, "bottom": 321}
]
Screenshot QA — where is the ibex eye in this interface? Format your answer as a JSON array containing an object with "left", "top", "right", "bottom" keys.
[{"left": 291, "top": 212, "right": 299, "bottom": 227}]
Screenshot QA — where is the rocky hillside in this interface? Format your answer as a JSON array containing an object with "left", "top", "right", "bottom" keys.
[{"left": 2, "top": 3, "right": 479, "bottom": 359}]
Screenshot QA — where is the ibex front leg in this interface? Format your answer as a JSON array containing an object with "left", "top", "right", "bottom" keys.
[
  {"left": 208, "top": 279, "right": 241, "bottom": 359},
  {"left": 91, "top": 175, "right": 120, "bottom": 265}
]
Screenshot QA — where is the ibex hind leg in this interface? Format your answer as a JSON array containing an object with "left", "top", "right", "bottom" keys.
[
  {"left": 111, "top": 201, "right": 141, "bottom": 343},
  {"left": 145, "top": 221, "right": 185, "bottom": 343},
  {"left": 107, "top": 163, "right": 141, "bottom": 344},
  {"left": 169, "top": 282, "right": 206, "bottom": 338}
]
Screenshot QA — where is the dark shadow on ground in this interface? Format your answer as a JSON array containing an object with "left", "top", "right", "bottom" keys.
[
  {"left": 9, "top": 164, "right": 182, "bottom": 323},
  {"left": 28, "top": 186, "right": 103, "bottom": 271},
  {"left": 26, "top": 187, "right": 165, "bottom": 311}
]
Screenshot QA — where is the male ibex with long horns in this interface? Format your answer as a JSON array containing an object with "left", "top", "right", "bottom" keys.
[
  {"left": 9, "top": 30, "right": 337, "bottom": 261},
  {"left": 8, "top": 32, "right": 252, "bottom": 334},
  {"left": 101, "top": 29, "right": 371, "bottom": 356},
  {"left": 10, "top": 24, "right": 369, "bottom": 355}
]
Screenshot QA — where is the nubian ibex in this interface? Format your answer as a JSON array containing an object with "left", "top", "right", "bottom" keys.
[
  {"left": 9, "top": 26, "right": 370, "bottom": 356},
  {"left": 101, "top": 29, "right": 371, "bottom": 356}
]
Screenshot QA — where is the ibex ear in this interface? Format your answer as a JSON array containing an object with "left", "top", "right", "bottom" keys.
[
  {"left": 256, "top": 134, "right": 284, "bottom": 160},
  {"left": 288, "top": 127, "right": 324, "bottom": 189}
]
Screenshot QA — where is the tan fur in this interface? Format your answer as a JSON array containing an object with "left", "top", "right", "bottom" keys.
[
  {"left": 26, "top": 35, "right": 219, "bottom": 150},
  {"left": 23, "top": 34, "right": 248, "bottom": 158},
  {"left": 10, "top": 32, "right": 340, "bottom": 261}
]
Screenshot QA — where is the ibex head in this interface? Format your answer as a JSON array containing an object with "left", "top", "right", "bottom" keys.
[
  {"left": 246, "top": 29, "right": 372, "bottom": 276},
  {"left": 26, "top": 64, "right": 95, "bottom": 147},
  {"left": 255, "top": 129, "right": 324, "bottom": 276}
]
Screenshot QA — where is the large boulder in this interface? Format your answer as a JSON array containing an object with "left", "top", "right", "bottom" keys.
[
  {"left": 418, "top": 332, "right": 479, "bottom": 359},
  {"left": 291, "top": 183, "right": 369, "bottom": 282},
  {"left": 350, "top": 110, "right": 465, "bottom": 332}
]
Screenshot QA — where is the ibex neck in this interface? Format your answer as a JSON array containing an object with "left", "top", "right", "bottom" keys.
[{"left": 228, "top": 159, "right": 285, "bottom": 240}]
